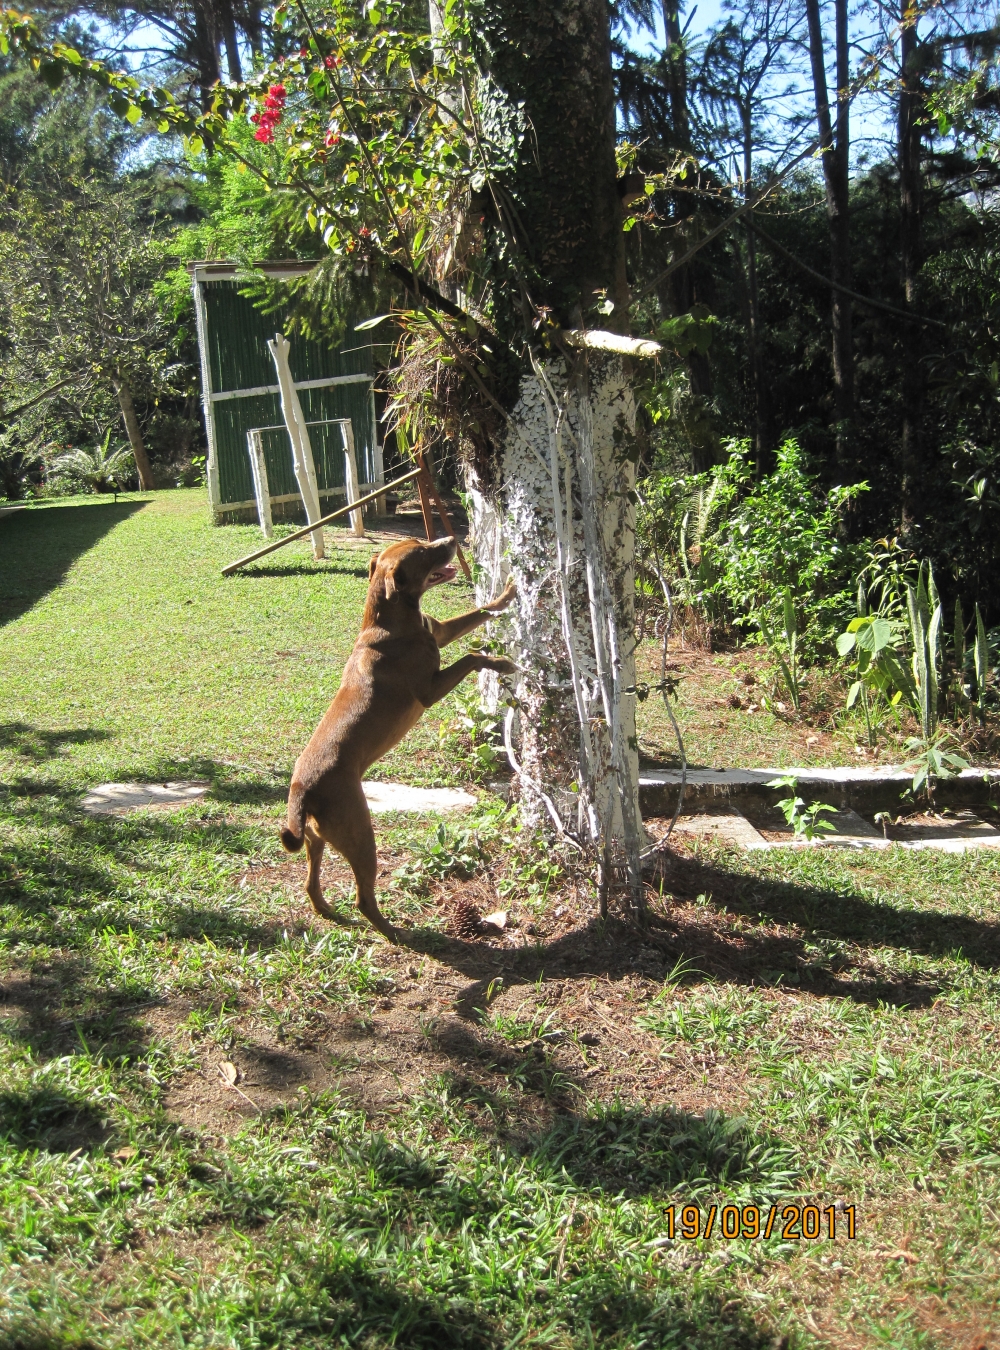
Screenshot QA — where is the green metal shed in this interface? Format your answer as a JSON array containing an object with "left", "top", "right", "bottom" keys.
[{"left": 188, "top": 260, "right": 381, "bottom": 522}]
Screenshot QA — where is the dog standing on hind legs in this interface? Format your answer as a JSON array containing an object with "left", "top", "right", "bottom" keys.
[{"left": 280, "top": 535, "right": 516, "bottom": 940}]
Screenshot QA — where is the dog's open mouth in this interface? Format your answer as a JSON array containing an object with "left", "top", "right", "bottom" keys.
[{"left": 426, "top": 564, "right": 458, "bottom": 587}]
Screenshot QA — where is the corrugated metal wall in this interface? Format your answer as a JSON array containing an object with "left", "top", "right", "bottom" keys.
[{"left": 202, "top": 281, "right": 377, "bottom": 513}]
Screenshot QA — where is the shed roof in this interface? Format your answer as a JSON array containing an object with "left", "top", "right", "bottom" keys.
[{"left": 186, "top": 259, "right": 319, "bottom": 281}]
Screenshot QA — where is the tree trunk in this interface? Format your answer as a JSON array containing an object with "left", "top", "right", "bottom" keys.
[
  {"left": 238, "top": 0, "right": 264, "bottom": 57},
  {"left": 805, "top": 0, "right": 853, "bottom": 468},
  {"left": 467, "top": 0, "right": 643, "bottom": 901},
  {"left": 191, "top": 0, "right": 223, "bottom": 108},
  {"left": 217, "top": 0, "right": 243, "bottom": 82},
  {"left": 742, "top": 112, "right": 770, "bottom": 470},
  {"left": 662, "top": 0, "right": 691, "bottom": 151},
  {"left": 111, "top": 373, "right": 155, "bottom": 490},
  {"left": 899, "top": 9, "right": 924, "bottom": 535},
  {"left": 470, "top": 355, "right": 642, "bottom": 894},
  {"left": 658, "top": 0, "right": 720, "bottom": 465}
]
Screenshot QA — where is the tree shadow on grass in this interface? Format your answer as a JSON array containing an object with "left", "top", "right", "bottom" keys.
[
  {"left": 0, "top": 726, "right": 111, "bottom": 763},
  {"left": 279, "top": 1105, "right": 778, "bottom": 1348},
  {"left": 0, "top": 500, "right": 146, "bottom": 628},
  {"left": 0, "top": 1086, "right": 111, "bottom": 1154},
  {"left": 0, "top": 1254, "right": 772, "bottom": 1350},
  {"left": 0, "top": 955, "right": 158, "bottom": 1063},
  {"left": 397, "top": 838, "right": 1000, "bottom": 1012},
  {"left": 526, "top": 1098, "right": 795, "bottom": 1198},
  {"left": 0, "top": 777, "right": 301, "bottom": 1063}
]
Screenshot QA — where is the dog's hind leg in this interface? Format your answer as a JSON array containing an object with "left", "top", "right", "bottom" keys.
[
  {"left": 314, "top": 783, "right": 397, "bottom": 942},
  {"left": 341, "top": 828, "right": 397, "bottom": 943},
  {"left": 304, "top": 823, "right": 337, "bottom": 920}
]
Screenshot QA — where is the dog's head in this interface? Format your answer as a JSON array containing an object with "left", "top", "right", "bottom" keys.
[{"left": 367, "top": 537, "right": 458, "bottom": 606}]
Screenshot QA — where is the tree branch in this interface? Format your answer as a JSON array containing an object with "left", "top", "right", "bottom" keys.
[
  {"left": 2, "top": 374, "right": 85, "bottom": 421},
  {"left": 746, "top": 221, "right": 949, "bottom": 328}
]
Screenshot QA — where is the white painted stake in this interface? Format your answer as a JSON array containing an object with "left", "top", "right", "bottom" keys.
[
  {"left": 191, "top": 273, "right": 222, "bottom": 520},
  {"left": 246, "top": 430, "right": 274, "bottom": 538},
  {"left": 267, "top": 332, "right": 325, "bottom": 559},
  {"left": 341, "top": 419, "right": 365, "bottom": 537}
]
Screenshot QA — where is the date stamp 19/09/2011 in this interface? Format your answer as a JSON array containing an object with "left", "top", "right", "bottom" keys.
[{"left": 663, "top": 1204, "right": 856, "bottom": 1241}]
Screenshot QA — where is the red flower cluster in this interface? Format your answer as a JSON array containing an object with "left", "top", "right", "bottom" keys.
[
  {"left": 325, "top": 128, "right": 341, "bottom": 147},
  {"left": 250, "top": 84, "right": 286, "bottom": 143},
  {"left": 324, "top": 54, "right": 341, "bottom": 69}
]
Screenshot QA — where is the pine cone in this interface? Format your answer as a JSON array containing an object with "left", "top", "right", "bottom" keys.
[{"left": 452, "top": 897, "right": 483, "bottom": 940}]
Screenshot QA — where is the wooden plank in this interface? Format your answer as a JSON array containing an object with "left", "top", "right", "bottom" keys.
[{"left": 209, "top": 372, "right": 371, "bottom": 403}]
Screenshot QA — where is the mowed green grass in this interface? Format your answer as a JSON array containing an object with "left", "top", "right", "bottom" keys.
[
  {"left": 2, "top": 491, "right": 1000, "bottom": 1349},
  {"left": 0, "top": 490, "right": 482, "bottom": 789}
]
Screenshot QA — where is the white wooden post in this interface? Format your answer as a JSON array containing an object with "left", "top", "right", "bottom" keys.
[
  {"left": 246, "top": 430, "right": 274, "bottom": 538},
  {"left": 267, "top": 332, "right": 325, "bottom": 560},
  {"left": 191, "top": 269, "right": 222, "bottom": 521},
  {"left": 369, "top": 386, "right": 387, "bottom": 514},
  {"left": 341, "top": 419, "right": 365, "bottom": 537}
]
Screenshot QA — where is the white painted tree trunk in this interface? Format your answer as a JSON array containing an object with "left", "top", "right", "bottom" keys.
[{"left": 468, "top": 352, "right": 642, "bottom": 905}]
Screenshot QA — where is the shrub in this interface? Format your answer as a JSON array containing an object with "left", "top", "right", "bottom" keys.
[{"left": 636, "top": 438, "right": 867, "bottom": 653}]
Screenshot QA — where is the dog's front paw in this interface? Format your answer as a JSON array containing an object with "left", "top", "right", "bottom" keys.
[
  {"left": 488, "top": 578, "right": 517, "bottom": 612},
  {"left": 488, "top": 657, "right": 518, "bottom": 676}
]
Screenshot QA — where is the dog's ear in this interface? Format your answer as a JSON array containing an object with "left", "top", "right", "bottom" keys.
[
  {"left": 383, "top": 565, "right": 396, "bottom": 599},
  {"left": 368, "top": 552, "right": 380, "bottom": 580}
]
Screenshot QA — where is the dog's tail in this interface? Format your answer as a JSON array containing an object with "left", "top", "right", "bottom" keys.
[{"left": 280, "top": 783, "right": 306, "bottom": 853}]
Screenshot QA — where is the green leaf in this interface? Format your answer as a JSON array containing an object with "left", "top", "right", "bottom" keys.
[
  {"left": 39, "top": 60, "right": 64, "bottom": 89},
  {"left": 125, "top": 101, "right": 143, "bottom": 124},
  {"left": 837, "top": 632, "right": 857, "bottom": 656},
  {"left": 857, "top": 617, "right": 891, "bottom": 654}
]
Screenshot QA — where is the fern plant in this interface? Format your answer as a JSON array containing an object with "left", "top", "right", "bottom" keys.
[{"left": 50, "top": 430, "right": 133, "bottom": 495}]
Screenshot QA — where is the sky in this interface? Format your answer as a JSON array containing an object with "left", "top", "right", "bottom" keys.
[
  {"left": 93, "top": 0, "right": 903, "bottom": 185},
  {"left": 624, "top": 0, "right": 902, "bottom": 179}
]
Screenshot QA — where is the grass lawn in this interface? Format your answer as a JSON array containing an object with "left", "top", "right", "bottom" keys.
[{"left": 2, "top": 489, "right": 1000, "bottom": 1348}]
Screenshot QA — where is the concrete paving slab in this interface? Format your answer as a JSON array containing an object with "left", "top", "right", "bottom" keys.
[
  {"left": 887, "top": 811, "right": 1000, "bottom": 852},
  {"left": 744, "top": 806, "right": 1000, "bottom": 853},
  {"left": 83, "top": 780, "right": 477, "bottom": 818},
  {"left": 82, "top": 782, "right": 210, "bottom": 815},
  {"left": 751, "top": 808, "right": 889, "bottom": 850},
  {"left": 666, "top": 810, "right": 769, "bottom": 849},
  {"left": 362, "top": 782, "right": 477, "bottom": 815}
]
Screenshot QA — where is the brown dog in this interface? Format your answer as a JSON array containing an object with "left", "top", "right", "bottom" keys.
[{"left": 280, "top": 535, "right": 516, "bottom": 939}]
